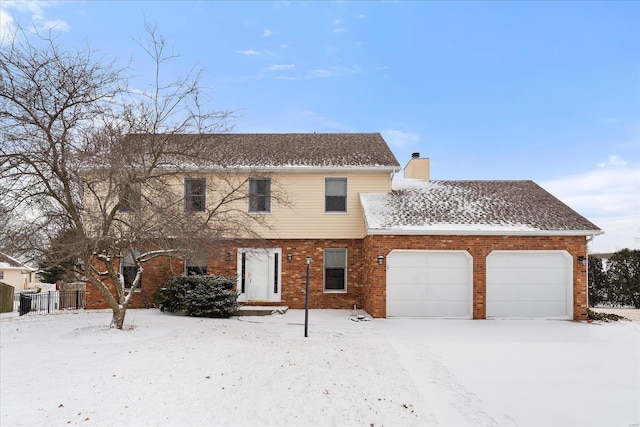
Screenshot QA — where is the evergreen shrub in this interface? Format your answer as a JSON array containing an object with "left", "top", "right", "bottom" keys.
[{"left": 158, "top": 275, "right": 238, "bottom": 318}]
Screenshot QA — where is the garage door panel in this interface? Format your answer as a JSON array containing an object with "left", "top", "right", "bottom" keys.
[
  {"left": 389, "top": 299, "right": 469, "bottom": 318},
  {"left": 489, "top": 268, "right": 567, "bottom": 286},
  {"left": 489, "top": 252, "right": 568, "bottom": 269},
  {"left": 487, "top": 251, "right": 572, "bottom": 319},
  {"left": 387, "top": 251, "right": 472, "bottom": 318},
  {"left": 489, "top": 284, "right": 568, "bottom": 302},
  {"left": 391, "top": 253, "right": 429, "bottom": 268},
  {"left": 489, "top": 301, "right": 568, "bottom": 318}
]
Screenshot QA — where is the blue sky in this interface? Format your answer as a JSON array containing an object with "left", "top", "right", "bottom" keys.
[{"left": 1, "top": 0, "right": 638, "bottom": 252}]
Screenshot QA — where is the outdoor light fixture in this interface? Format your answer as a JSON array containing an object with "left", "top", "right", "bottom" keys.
[
  {"left": 306, "top": 256, "right": 311, "bottom": 265},
  {"left": 578, "top": 256, "right": 586, "bottom": 266},
  {"left": 287, "top": 253, "right": 293, "bottom": 262},
  {"left": 377, "top": 254, "right": 384, "bottom": 265},
  {"left": 225, "top": 252, "right": 231, "bottom": 261}
]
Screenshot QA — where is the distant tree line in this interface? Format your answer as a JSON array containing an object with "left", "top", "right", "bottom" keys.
[{"left": 589, "top": 249, "right": 640, "bottom": 308}]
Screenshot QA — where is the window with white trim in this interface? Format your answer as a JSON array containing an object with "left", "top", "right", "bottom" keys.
[
  {"left": 324, "top": 248, "right": 347, "bottom": 292},
  {"left": 185, "top": 178, "right": 206, "bottom": 212},
  {"left": 119, "top": 181, "right": 141, "bottom": 213},
  {"left": 249, "top": 178, "right": 271, "bottom": 213},
  {"left": 121, "top": 249, "right": 140, "bottom": 290},
  {"left": 325, "top": 178, "right": 347, "bottom": 212},
  {"left": 186, "top": 252, "right": 208, "bottom": 276}
]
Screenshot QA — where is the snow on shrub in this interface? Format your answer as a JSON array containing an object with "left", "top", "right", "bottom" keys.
[{"left": 158, "top": 275, "right": 238, "bottom": 318}]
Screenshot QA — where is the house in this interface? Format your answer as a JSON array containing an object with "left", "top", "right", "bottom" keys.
[
  {"left": 0, "top": 252, "right": 38, "bottom": 291},
  {"left": 85, "top": 133, "right": 602, "bottom": 320}
]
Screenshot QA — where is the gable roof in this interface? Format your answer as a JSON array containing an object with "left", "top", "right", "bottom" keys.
[
  {"left": 0, "top": 252, "right": 36, "bottom": 271},
  {"left": 360, "top": 179, "right": 602, "bottom": 236},
  {"left": 126, "top": 133, "right": 401, "bottom": 172}
]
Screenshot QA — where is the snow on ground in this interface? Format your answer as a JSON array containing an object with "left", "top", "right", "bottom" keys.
[{"left": 1, "top": 309, "right": 638, "bottom": 427}]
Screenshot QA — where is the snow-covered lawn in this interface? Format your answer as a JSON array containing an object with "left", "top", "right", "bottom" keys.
[{"left": 1, "top": 309, "right": 638, "bottom": 427}]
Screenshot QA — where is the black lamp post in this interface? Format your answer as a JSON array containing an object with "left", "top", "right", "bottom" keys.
[{"left": 305, "top": 256, "right": 311, "bottom": 337}]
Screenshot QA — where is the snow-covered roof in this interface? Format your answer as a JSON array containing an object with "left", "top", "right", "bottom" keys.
[
  {"left": 124, "top": 133, "right": 401, "bottom": 171},
  {"left": 360, "top": 179, "right": 602, "bottom": 235},
  {"left": 0, "top": 253, "right": 37, "bottom": 271}
]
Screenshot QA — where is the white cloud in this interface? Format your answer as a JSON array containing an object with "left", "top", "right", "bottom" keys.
[
  {"left": 263, "top": 29, "right": 279, "bottom": 38},
  {"left": 382, "top": 130, "right": 421, "bottom": 147},
  {"left": 541, "top": 156, "right": 640, "bottom": 253},
  {"left": 237, "top": 49, "right": 260, "bottom": 56},
  {"left": 332, "top": 19, "right": 345, "bottom": 33},
  {"left": 266, "top": 64, "right": 294, "bottom": 71},
  {"left": 0, "top": 0, "right": 68, "bottom": 42}
]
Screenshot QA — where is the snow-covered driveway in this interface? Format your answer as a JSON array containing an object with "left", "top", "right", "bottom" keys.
[
  {"left": 1, "top": 309, "right": 638, "bottom": 426},
  {"left": 378, "top": 317, "right": 640, "bottom": 426}
]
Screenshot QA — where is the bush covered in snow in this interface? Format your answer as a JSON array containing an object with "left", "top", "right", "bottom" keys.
[{"left": 157, "top": 275, "right": 238, "bottom": 318}]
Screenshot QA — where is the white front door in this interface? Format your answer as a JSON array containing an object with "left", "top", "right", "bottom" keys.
[{"left": 237, "top": 248, "right": 282, "bottom": 303}]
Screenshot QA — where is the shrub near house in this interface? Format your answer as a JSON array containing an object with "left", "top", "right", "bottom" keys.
[{"left": 158, "top": 275, "right": 239, "bottom": 318}]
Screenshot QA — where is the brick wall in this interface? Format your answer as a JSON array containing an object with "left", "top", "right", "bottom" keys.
[
  {"left": 86, "top": 239, "right": 364, "bottom": 311},
  {"left": 86, "top": 235, "right": 589, "bottom": 320},
  {"left": 362, "top": 234, "right": 588, "bottom": 320}
]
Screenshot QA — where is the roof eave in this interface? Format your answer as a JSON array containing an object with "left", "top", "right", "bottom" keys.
[
  {"left": 173, "top": 165, "right": 402, "bottom": 174},
  {"left": 366, "top": 228, "right": 604, "bottom": 236}
]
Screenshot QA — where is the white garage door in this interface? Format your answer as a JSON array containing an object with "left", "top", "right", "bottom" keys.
[
  {"left": 386, "top": 250, "right": 472, "bottom": 318},
  {"left": 486, "top": 250, "right": 573, "bottom": 319}
]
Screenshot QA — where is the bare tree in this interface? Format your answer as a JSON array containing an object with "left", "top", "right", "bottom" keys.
[{"left": 0, "top": 24, "right": 276, "bottom": 329}]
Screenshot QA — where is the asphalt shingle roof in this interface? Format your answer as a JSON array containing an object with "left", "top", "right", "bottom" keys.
[
  {"left": 0, "top": 253, "right": 34, "bottom": 270},
  {"left": 127, "top": 133, "right": 401, "bottom": 170},
  {"left": 360, "top": 180, "right": 602, "bottom": 234}
]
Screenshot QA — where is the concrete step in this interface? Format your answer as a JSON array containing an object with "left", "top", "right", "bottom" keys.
[{"left": 235, "top": 306, "right": 289, "bottom": 316}]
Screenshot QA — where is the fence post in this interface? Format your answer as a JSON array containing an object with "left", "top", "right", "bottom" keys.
[
  {"left": 48, "top": 291, "right": 51, "bottom": 313},
  {"left": 75, "top": 289, "right": 79, "bottom": 309}
]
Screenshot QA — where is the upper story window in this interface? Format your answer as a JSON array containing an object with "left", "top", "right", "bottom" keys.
[
  {"left": 325, "top": 178, "right": 347, "bottom": 212},
  {"left": 186, "top": 251, "right": 208, "bottom": 276},
  {"left": 119, "top": 181, "right": 141, "bottom": 213},
  {"left": 249, "top": 178, "right": 271, "bottom": 213},
  {"left": 324, "top": 248, "right": 347, "bottom": 292},
  {"left": 185, "top": 178, "right": 206, "bottom": 212}
]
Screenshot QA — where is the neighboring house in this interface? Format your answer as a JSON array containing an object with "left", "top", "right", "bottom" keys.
[
  {"left": 0, "top": 252, "right": 38, "bottom": 291},
  {"left": 85, "top": 133, "right": 602, "bottom": 320}
]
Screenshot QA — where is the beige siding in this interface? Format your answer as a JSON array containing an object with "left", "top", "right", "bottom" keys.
[
  {"left": 0, "top": 269, "right": 37, "bottom": 291},
  {"left": 83, "top": 170, "right": 393, "bottom": 240},
  {"left": 258, "top": 171, "right": 392, "bottom": 239}
]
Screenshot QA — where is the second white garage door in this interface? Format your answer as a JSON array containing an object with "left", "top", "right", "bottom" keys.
[
  {"left": 486, "top": 250, "right": 573, "bottom": 319},
  {"left": 386, "top": 250, "right": 472, "bottom": 318}
]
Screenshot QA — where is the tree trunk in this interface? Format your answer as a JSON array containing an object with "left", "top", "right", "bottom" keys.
[{"left": 110, "top": 306, "right": 127, "bottom": 329}]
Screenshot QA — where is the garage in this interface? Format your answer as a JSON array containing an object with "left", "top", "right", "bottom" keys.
[
  {"left": 386, "top": 250, "right": 472, "bottom": 318},
  {"left": 486, "top": 250, "right": 573, "bottom": 319}
]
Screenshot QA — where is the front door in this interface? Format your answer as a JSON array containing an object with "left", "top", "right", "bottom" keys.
[{"left": 237, "top": 248, "right": 282, "bottom": 303}]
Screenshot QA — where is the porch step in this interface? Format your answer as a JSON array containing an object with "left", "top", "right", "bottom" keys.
[{"left": 235, "top": 306, "right": 289, "bottom": 316}]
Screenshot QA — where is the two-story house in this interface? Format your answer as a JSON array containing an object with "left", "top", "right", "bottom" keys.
[{"left": 85, "top": 133, "right": 602, "bottom": 320}]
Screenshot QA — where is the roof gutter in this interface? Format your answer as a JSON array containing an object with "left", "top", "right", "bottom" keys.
[{"left": 366, "top": 228, "right": 605, "bottom": 237}]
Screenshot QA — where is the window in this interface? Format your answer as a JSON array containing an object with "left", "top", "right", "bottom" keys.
[
  {"left": 186, "top": 252, "right": 208, "bottom": 276},
  {"left": 119, "top": 181, "right": 141, "bottom": 213},
  {"left": 324, "top": 248, "right": 347, "bottom": 292},
  {"left": 325, "top": 178, "right": 347, "bottom": 212},
  {"left": 249, "top": 178, "right": 271, "bottom": 213},
  {"left": 0, "top": 271, "right": 3, "bottom": 280},
  {"left": 185, "top": 178, "right": 206, "bottom": 212},
  {"left": 121, "top": 249, "right": 140, "bottom": 290}
]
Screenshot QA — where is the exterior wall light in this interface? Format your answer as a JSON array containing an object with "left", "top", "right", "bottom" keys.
[
  {"left": 287, "top": 253, "right": 293, "bottom": 262},
  {"left": 578, "top": 256, "right": 586, "bottom": 266},
  {"left": 225, "top": 252, "right": 231, "bottom": 261},
  {"left": 377, "top": 254, "right": 384, "bottom": 265}
]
